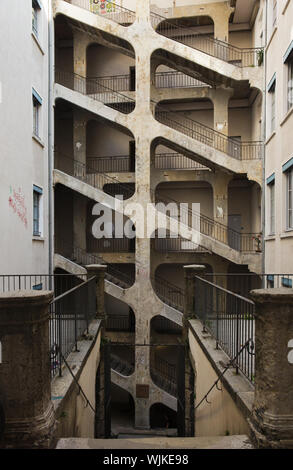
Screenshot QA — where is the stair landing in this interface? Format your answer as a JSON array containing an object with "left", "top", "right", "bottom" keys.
[{"left": 56, "top": 435, "right": 252, "bottom": 449}]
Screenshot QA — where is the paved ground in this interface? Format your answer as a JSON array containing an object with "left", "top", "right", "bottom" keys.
[{"left": 56, "top": 435, "right": 253, "bottom": 449}]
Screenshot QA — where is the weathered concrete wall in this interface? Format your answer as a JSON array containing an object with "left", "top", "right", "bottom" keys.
[
  {"left": 52, "top": 325, "right": 101, "bottom": 439},
  {"left": 189, "top": 322, "right": 252, "bottom": 438}
]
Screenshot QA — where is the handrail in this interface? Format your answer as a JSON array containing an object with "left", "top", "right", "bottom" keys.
[
  {"left": 150, "top": 10, "right": 264, "bottom": 68},
  {"left": 63, "top": 0, "right": 136, "bottom": 26},
  {"left": 55, "top": 69, "right": 135, "bottom": 115},
  {"left": 154, "top": 101, "right": 263, "bottom": 161},
  {"left": 155, "top": 191, "right": 262, "bottom": 253},
  {"left": 194, "top": 275, "right": 255, "bottom": 305},
  {"left": 51, "top": 275, "right": 96, "bottom": 304}
]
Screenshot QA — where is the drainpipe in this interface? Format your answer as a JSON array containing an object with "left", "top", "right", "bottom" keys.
[
  {"left": 48, "top": 0, "right": 55, "bottom": 280},
  {"left": 261, "top": 0, "right": 268, "bottom": 279}
]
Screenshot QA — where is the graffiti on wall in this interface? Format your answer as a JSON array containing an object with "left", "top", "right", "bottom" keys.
[
  {"left": 8, "top": 186, "right": 28, "bottom": 229},
  {"left": 90, "top": 0, "right": 117, "bottom": 14}
]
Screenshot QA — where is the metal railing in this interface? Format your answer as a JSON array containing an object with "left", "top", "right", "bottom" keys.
[
  {"left": 87, "top": 155, "right": 132, "bottom": 173},
  {"left": 55, "top": 70, "right": 135, "bottom": 115},
  {"left": 154, "top": 275, "right": 184, "bottom": 312},
  {"left": 70, "top": 244, "right": 135, "bottom": 288},
  {"left": 156, "top": 71, "right": 209, "bottom": 88},
  {"left": 55, "top": 152, "right": 135, "bottom": 199},
  {"left": 201, "top": 273, "right": 293, "bottom": 298},
  {"left": 0, "top": 273, "right": 86, "bottom": 294},
  {"left": 194, "top": 275, "right": 255, "bottom": 383},
  {"left": 155, "top": 152, "right": 208, "bottom": 170},
  {"left": 106, "top": 314, "right": 135, "bottom": 332},
  {"left": 87, "top": 74, "right": 132, "bottom": 92},
  {"left": 151, "top": 315, "right": 182, "bottom": 334},
  {"left": 155, "top": 106, "right": 263, "bottom": 161},
  {"left": 87, "top": 236, "right": 135, "bottom": 253},
  {"left": 111, "top": 353, "right": 134, "bottom": 376},
  {"left": 50, "top": 275, "right": 97, "bottom": 377},
  {"left": 156, "top": 192, "right": 262, "bottom": 253},
  {"left": 63, "top": 0, "right": 136, "bottom": 26},
  {"left": 150, "top": 12, "right": 263, "bottom": 68},
  {"left": 151, "top": 354, "right": 177, "bottom": 397},
  {"left": 154, "top": 236, "right": 208, "bottom": 253}
]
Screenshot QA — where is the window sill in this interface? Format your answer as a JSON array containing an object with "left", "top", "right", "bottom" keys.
[
  {"left": 280, "top": 231, "right": 293, "bottom": 239},
  {"left": 32, "top": 133, "right": 45, "bottom": 148},
  {"left": 265, "top": 130, "right": 276, "bottom": 145},
  {"left": 266, "top": 26, "right": 277, "bottom": 51},
  {"left": 32, "top": 236, "right": 45, "bottom": 242},
  {"left": 280, "top": 106, "right": 293, "bottom": 127},
  {"left": 31, "top": 31, "right": 45, "bottom": 55},
  {"left": 264, "top": 235, "right": 276, "bottom": 241}
]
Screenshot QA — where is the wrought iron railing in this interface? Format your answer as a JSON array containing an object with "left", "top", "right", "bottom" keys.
[
  {"left": 87, "top": 236, "right": 135, "bottom": 253},
  {"left": 55, "top": 152, "right": 135, "bottom": 199},
  {"left": 63, "top": 0, "right": 136, "bottom": 26},
  {"left": 87, "top": 155, "right": 132, "bottom": 173},
  {"left": 151, "top": 315, "right": 182, "bottom": 334},
  {"left": 151, "top": 354, "right": 177, "bottom": 396},
  {"left": 155, "top": 106, "right": 263, "bottom": 161},
  {"left": 154, "top": 275, "right": 184, "bottom": 312},
  {"left": 194, "top": 275, "right": 255, "bottom": 383},
  {"left": 150, "top": 12, "right": 264, "bottom": 68},
  {"left": 87, "top": 74, "right": 132, "bottom": 92},
  {"left": 156, "top": 192, "right": 262, "bottom": 253},
  {"left": 50, "top": 275, "right": 97, "bottom": 377},
  {"left": 55, "top": 70, "right": 135, "bottom": 114},
  {"left": 111, "top": 353, "right": 134, "bottom": 376},
  {"left": 106, "top": 314, "right": 135, "bottom": 332},
  {"left": 154, "top": 236, "right": 208, "bottom": 253},
  {"left": 155, "top": 152, "right": 208, "bottom": 170},
  {"left": 156, "top": 71, "right": 209, "bottom": 88},
  {"left": 0, "top": 273, "right": 86, "bottom": 294}
]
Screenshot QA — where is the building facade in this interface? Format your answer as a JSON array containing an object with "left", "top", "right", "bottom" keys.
[{"left": 0, "top": 0, "right": 292, "bottom": 431}]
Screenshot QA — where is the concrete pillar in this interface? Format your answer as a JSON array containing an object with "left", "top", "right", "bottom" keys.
[
  {"left": 73, "top": 109, "right": 87, "bottom": 165},
  {"left": 86, "top": 265, "right": 107, "bottom": 322},
  {"left": 210, "top": 87, "right": 233, "bottom": 136},
  {"left": 73, "top": 30, "right": 88, "bottom": 77},
  {"left": 86, "top": 265, "right": 107, "bottom": 437},
  {"left": 249, "top": 289, "right": 293, "bottom": 449},
  {"left": 183, "top": 265, "right": 206, "bottom": 436},
  {"left": 211, "top": 172, "right": 232, "bottom": 230},
  {"left": 0, "top": 291, "right": 55, "bottom": 448}
]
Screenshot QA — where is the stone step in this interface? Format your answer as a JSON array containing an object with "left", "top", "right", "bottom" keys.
[{"left": 56, "top": 435, "right": 253, "bottom": 449}]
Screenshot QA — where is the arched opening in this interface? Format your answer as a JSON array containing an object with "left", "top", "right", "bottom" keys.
[
  {"left": 111, "top": 384, "right": 135, "bottom": 436},
  {"left": 150, "top": 403, "right": 177, "bottom": 430},
  {"left": 86, "top": 120, "right": 136, "bottom": 173},
  {"left": 105, "top": 294, "right": 135, "bottom": 333}
]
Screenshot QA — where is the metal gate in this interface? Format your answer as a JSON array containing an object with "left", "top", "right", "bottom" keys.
[{"left": 102, "top": 342, "right": 186, "bottom": 438}]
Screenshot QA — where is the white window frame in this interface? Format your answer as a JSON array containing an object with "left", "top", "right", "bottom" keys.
[
  {"left": 32, "top": 88, "right": 42, "bottom": 139},
  {"left": 267, "top": 74, "right": 276, "bottom": 136},
  {"left": 286, "top": 168, "right": 293, "bottom": 230},
  {"left": 32, "top": 0, "right": 42, "bottom": 38},
  {"left": 287, "top": 55, "right": 293, "bottom": 112},
  {"left": 269, "top": 181, "right": 275, "bottom": 235},
  {"left": 33, "top": 185, "right": 43, "bottom": 237}
]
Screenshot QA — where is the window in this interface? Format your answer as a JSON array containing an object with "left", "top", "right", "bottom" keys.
[
  {"left": 32, "top": 0, "right": 42, "bottom": 37},
  {"left": 267, "top": 74, "right": 276, "bottom": 134},
  {"left": 32, "top": 88, "right": 42, "bottom": 138},
  {"left": 284, "top": 41, "right": 293, "bottom": 112},
  {"left": 33, "top": 185, "right": 43, "bottom": 237},
  {"left": 286, "top": 168, "right": 293, "bottom": 230},
  {"left": 268, "top": 178, "right": 275, "bottom": 235}
]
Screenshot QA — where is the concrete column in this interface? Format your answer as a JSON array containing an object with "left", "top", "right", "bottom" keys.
[
  {"left": 211, "top": 172, "right": 232, "bottom": 230},
  {"left": 73, "top": 109, "right": 87, "bottom": 165},
  {"left": 210, "top": 87, "right": 233, "bottom": 136},
  {"left": 183, "top": 265, "right": 206, "bottom": 436},
  {"left": 0, "top": 291, "right": 55, "bottom": 449},
  {"left": 249, "top": 289, "right": 293, "bottom": 449},
  {"left": 73, "top": 30, "right": 88, "bottom": 77},
  {"left": 86, "top": 265, "right": 107, "bottom": 322}
]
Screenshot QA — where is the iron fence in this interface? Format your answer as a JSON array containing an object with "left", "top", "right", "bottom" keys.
[
  {"left": 151, "top": 315, "right": 182, "bottom": 335},
  {"left": 0, "top": 274, "right": 86, "bottom": 294},
  {"left": 154, "top": 275, "right": 184, "bottom": 312},
  {"left": 154, "top": 236, "right": 208, "bottom": 253},
  {"left": 151, "top": 353, "right": 177, "bottom": 396},
  {"left": 155, "top": 71, "right": 209, "bottom": 88},
  {"left": 106, "top": 314, "right": 135, "bottom": 332},
  {"left": 87, "top": 155, "right": 132, "bottom": 173},
  {"left": 55, "top": 152, "right": 135, "bottom": 199},
  {"left": 155, "top": 152, "right": 208, "bottom": 170},
  {"left": 150, "top": 12, "right": 263, "bottom": 68},
  {"left": 87, "top": 236, "right": 135, "bottom": 253},
  {"left": 156, "top": 193, "right": 262, "bottom": 253},
  {"left": 194, "top": 275, "right": 255, "bottom": 383},
  {"left": 55, "top": 70, "right": 135, "bottom": 115},
  {"left": 50, "top": 276, "right": 97, "bottom": 378},
  {"left": 155, "top": 107, "right": 263, "bottom": 161},
  {"left": 63, "top": 0, "right": 136, "bottom": 26}
]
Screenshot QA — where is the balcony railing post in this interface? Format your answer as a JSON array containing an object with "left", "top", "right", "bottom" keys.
[
  {"left": 183, "top": 265, "right": 206, "bottom": 337},
  {"left": 249, "top": 289, "right": 293, "bottom": 449},
  {"left": 86, "top": 264, "right": 107, "bottom": 326}
]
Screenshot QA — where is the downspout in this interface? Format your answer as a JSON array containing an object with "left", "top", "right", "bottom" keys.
[
  {"left": 48, "top": 0, "right": 55, "bottom": 280},
  {"left": 261, "top": 0, "right": 268, "bottom": 278}
]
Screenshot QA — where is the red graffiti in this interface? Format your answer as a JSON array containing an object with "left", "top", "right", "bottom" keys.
[{"left": 8, "top": 188, "right": 28, "bottom": 229}]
